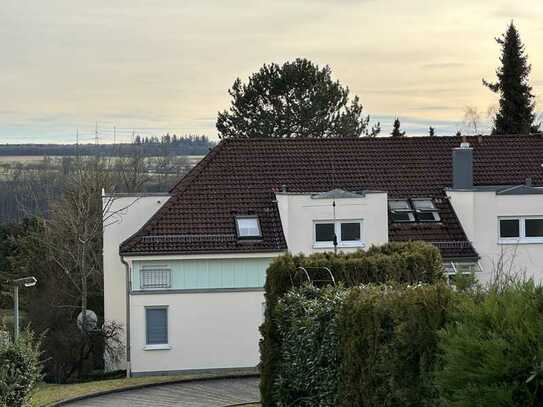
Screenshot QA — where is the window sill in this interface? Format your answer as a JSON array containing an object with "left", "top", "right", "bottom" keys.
[
  {"left": 313, "top": 242, "right": 365, "bottom": 249},
  {"left": 498, "top": 239, "right": 543, "bottom": 245},
  {"left": 144, "top": 344, "right": 172, "bottom": 351}
]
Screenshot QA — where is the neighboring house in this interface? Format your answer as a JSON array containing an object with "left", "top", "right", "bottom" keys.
[{"left": 104, "top": 134, "right": 543, "bottom": 376}]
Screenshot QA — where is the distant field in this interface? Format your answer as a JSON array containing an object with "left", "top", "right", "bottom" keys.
[
  {"left": 0, "top": 155, "right": 204, "bottom": 164},
  {"left": 0, "top": 156, "right": 49, "bottom": 163}
]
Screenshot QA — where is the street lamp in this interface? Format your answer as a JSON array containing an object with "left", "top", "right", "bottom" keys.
[{"left": 10, "top": 276, "right": 37, "bottom": 340}]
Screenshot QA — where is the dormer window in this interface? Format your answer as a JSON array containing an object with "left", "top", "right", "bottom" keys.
[
  {"left": 412, "top": 199, "right": 440, "bottom": 222},
  {"left": 389, "top": 200, "right": 415, "bottom": 222},
  {"left": 235, "top": 216, "right": 262, "bottom": 239}
]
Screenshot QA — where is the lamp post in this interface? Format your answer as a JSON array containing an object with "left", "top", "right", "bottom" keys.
[{"left": 11, "top": 276, "right": 37, "bottom": 340}]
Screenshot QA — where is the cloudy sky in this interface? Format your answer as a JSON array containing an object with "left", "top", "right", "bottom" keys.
[{"left": 2, "top": 0, "right": 543, "bottom": 143}]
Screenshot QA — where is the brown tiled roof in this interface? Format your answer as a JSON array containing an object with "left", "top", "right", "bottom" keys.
[{"left": 120, "top": 134, "right": 543, "bottom": 259}]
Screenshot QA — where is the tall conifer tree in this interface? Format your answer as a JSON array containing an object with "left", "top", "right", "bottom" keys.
[
  {"left": 390, "top": 118, "right": 406, "bottom": 137},
  {"left": 483, "top": 22, "right": 539, "bottom": 134}
]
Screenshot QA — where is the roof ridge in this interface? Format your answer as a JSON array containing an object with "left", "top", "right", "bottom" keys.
[{"left": 168, "top": 140, "right": 227, "bottom": 194}]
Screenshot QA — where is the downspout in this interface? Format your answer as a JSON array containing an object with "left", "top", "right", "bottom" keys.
[{"left": 121, "top": 257, "right": 131, "bottom": 378}]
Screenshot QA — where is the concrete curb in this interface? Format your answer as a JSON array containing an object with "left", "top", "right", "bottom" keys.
[{"left": 46, "top": 372, "right": 260, "bottom": 406}]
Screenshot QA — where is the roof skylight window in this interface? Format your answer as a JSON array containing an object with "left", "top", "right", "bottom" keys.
[
  {"left": 412, "top": 199, "right": 440, "bottom": 222},
  {"left": 235, "top": 216, "right": 262, "bottom": 239},
  {"left": 388, "top": 200, "right": 415, "bottom": 223}
]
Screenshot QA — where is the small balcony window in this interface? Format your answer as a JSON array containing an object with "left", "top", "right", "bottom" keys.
[{"left": 235, "top": 216, "right": 262, "bottom": 239}]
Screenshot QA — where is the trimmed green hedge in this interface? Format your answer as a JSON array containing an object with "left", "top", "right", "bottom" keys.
[
  {"left": 260, "top": 241, "right": 444, "bottom": 406},
  {"left": 338, "top": 284, "right": 451, "bottom": 406},
  {"left": 268, "top": 283, "right": 451, "bottom": 407}
]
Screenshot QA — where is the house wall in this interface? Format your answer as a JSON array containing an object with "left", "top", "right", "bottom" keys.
[
  {"left": 275, "top": 191, "right": 389, "bottom": 254},
  {"left": 129, "top": 290, "right": 265, "bottom": 375},
  {"left": 131, "top": 258, "right": 269, "bottom": 291},
  {"left": 126, "top": 254, "right": 277, "bottom": 375},
  {"left": 102, "top": 193, "right": 170, "bottom": 369},
  {"left": 447, "top": 190, "right": 543, "bottom": 283}
]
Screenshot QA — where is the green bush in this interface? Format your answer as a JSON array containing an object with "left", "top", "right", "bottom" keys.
[
  {"left": 267, "top": 283, "right": 451, "bottom": 407},
  {"left": 0, "top": 329, "right": 42, "bottom": 407},
  {"left": 434, "top": 282, "right": 543, "bottom": 407},
  {"left": 260, "top": 241, "right": 444, "bottom": 405},
  {"left": 273, "top": 285, "right": 346, "bottom": 406},
  {"left": 338, "top": 284, "right": 451, "bottom": 407}
]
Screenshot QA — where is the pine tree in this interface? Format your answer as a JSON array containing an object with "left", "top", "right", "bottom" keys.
[
  {"left": 217, "top": 58, "right": 380, "bottom": 138},
  {"left": 429, "top": 126, "right": 435, "bottom": 137},
  {"left": 391, "top": 118, "right": 405, "bottom": 137},
  {"left": 483, "top": 22, "right": 539, "bottom": 134}
]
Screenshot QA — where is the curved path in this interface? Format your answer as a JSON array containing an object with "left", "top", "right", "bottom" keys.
[{"left": 63, "top": 377, "right": 259, "bottom": 407}]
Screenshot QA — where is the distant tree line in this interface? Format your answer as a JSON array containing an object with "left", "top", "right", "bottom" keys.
[{"left": 0, "top": 134, "right": 215, "bottom": 157}]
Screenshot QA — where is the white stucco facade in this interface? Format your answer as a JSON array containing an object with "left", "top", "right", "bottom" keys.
[
  {"left": 447, "top": 189, "right": 543, "bottom": 283},
  {"left": 103, "top": 193, "right": 170, "bottom": 369},
  {"left": 129, "top": 290, "right": 265, "bottom": 375},
  {"left": 275, "top": 191, "right": 389, "bottom": 254}
]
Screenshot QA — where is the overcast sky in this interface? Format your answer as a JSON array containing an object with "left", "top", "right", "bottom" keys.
[{"left": 2, "top": 0, "right": 543, "bottom": 143}]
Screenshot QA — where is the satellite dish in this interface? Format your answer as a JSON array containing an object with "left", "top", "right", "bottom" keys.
[{"left": 77, "top": 310, "right": 98, "bottom": 332}]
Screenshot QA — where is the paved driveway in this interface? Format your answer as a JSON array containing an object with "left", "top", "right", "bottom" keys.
[{"left": 63, "top": 377, "right": 260, "bottom": 407}]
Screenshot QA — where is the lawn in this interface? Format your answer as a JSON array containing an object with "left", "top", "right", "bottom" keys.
[{"left": 32, "top": 368, "right": 258, "bottom": 406}]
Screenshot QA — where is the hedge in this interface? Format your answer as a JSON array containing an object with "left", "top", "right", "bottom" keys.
[
  {"left": 338, "top": 284, "right": 451, "bottom": 406},
  {"left": 274, "top": 286, "right": 346, "bottom": 406},
  {"left": 269, "top": 283, "right": 451, "bottom": 407},
  {"left": 434, "top": 282, "right": 543, "bottom": 406},
  {"left": 260, "top": 241, "right": 444, "bottom": 406}
]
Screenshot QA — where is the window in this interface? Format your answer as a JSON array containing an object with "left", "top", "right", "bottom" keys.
[
  {"left": 315, "top": 223, "right": 335, "bottom": 244},
  {"left": 314, "top": 221, "right": 363, "bottom": 248},
  {"left": 412, "top": 199, "right": 440, "bottom": 222},
  {"left": 235, "top": 216, "right": 262, "bottom": 239},
  {"left": 341, "top": 223, "right": 361, "bottom": 242},
  {"left": 443, "top": 262, "right": 481, "bottom": 286},
  {"left": 145, "top": 307, "right": 168, "bottom": 346},
  {"left": 141, "top": 266, "right": 171, "bottom": 289},
  {"left": 525, "top": 219, "right": 543, "bottom": 238},
  {"left": 388, "top": 200, "right": 415, "bottom": 223},
  {"left": 499, "top": 217, "right": 543, "bottom": 243},
  {"left": 499, "top": 219, "right": 520, "bottom": 238}
]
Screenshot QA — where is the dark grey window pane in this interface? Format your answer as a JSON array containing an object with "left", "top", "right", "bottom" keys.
[
  {"left": 417, "top": 211, "right": 440, "bottom": 222},
  {"left": 526, "top": 219, "right": 543, "bottom": 238},
  {"left": 146, "top": 308, "right": 168, "bottom": 345},
  {"left": 341, "top": 223, "right": 360, "bottom": 241},
  {"left": 500, "top": 219, "right": 520, "bottom": 238},
  {"left": 390, "top": 211, "right": 414, "bottom": 223},
  {"left": 315, "top": 223, "right": 334, "bottom": 242}
]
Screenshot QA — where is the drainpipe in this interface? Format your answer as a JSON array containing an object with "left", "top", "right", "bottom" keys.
[{"left": 121, "top": 257, "right": 132, "bottom": 378}]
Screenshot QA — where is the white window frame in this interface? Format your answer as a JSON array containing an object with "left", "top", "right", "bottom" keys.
[
  {"left": 235, "top": 215, "right": 262, "bottom": 239},
  {"left": 411, "top": 198, "right": 440, "bottom": 222},
  {"left": 443, "top": 262, "right": 481, "bottom": 286},
  {"left": 388, "top": 200, "right": 415, "bottom": 223},
  {"left": 144, "top": 306, "right": 171, "bottom": 351},
  {"left": 313, "top": 220, "right": 364, "bottom": 249},
  {"left": 498, "top": 216, "right": 543, "bottom": 244},
  {"left": 140, "top": 266, "right": 172, "bottom": 290}
]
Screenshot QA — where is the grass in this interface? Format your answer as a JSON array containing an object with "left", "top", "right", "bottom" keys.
[{"left": 32, "top": 368, "right": 258, "bottom": 406}]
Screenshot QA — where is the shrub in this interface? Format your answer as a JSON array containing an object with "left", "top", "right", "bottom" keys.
[
  {"left": 338, "top": 284, "right": 451, "bottom": 407},
  {"left": 260, "top": 241, "right": 444, "bottom": 405},
  {"left": 273, "top": 285, "right": 346, "bottom": 406},
  {"left": 434, "top": 282, "right": 543, "bottom": 406},
  {"left": 0, "top": 329, "right": 42, "bottom": 407}
]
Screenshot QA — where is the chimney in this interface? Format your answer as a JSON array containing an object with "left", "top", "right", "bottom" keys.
[{"left": 452, "top": 142, "right": 473, "bottom": 189}]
